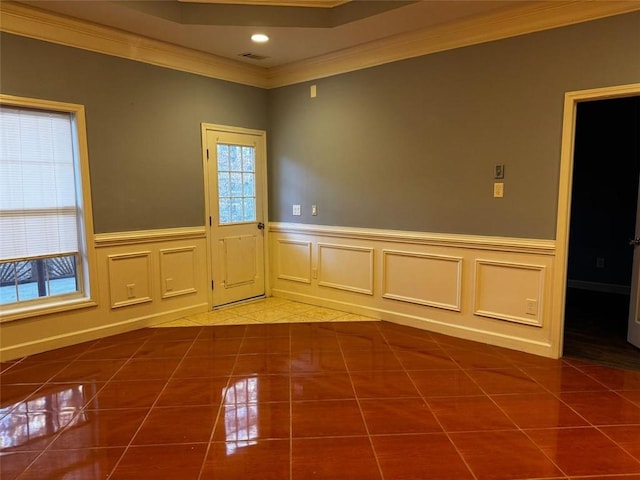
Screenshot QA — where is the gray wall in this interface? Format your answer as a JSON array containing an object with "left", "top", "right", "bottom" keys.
[
  {"left": 0, "top": 33, "right": 268, "bottom": 233},
  {"left": 267, "top": 12, "right": 640, "bottom": 239}
]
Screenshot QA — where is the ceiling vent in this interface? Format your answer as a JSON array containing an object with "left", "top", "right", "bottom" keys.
[{"left": 238, "top": 52, "right": 269, "bottom": 61}]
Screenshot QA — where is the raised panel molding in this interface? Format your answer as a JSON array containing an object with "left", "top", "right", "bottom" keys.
[
  {"left": 277, "top": 239, "right": 312, "bottom": 283},
  {"left": 107, "top": 251, "right": 153, "bottom": 308},
  {"left": 160, "top": 246, "right": 198, "bottom": 299},
  {"left": 224, "top": 235, "right": 258, "bottom": 287},
  {"left": 474, "top": 259, "right": 545, "bottom": 327},
  {"left": 382, "top": 250, "right": 462, "bottom": 311},
  {"left": 318, "top": 243, "right": 374, "bottom": 295}
]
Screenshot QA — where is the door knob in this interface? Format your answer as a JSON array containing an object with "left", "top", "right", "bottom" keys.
[
  {"left": 257, "top": 222, "right": 265, "bottom": 230},
  {"left": 630, "top": 237, "right": 640, "bottom": 246}
]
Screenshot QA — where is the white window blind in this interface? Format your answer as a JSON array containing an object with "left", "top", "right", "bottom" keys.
[{"left": 0, "top": 106, "right": 80, "bottom": 261}]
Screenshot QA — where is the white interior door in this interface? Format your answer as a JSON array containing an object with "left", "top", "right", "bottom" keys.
[
  {"left": 628, "top": 181, "right": 640, "bottom": 348},
  {"left": 205, "top": 127, "right": 266, "bottom": 307}
]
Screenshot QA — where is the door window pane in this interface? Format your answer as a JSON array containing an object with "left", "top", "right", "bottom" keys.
[
  {"left": 219, "top": 197, "right": 231, "bottom": 224},
  {"left": 217, "top": 143, "right": 257, "bottom": 225},
  {"left": 231, "top": 198, "right": 243, "bottom": 223},
  {"left": 218, "top": 172, "right": 231, "bottom": 197},
  {"left": 243, "top": 173, "right": 255, "bottom": 197},
  {"left": 242, "top": 147, "right": 255, "bottom": 172},
  {"left": 217, "top": 145, "right": 229, "bottom": 171},
  {"left": 230, "top": 172, "right": 243, "bottom": 197},
  {"left": 229, "top": 146, "right": 242, "bottom": 170}
]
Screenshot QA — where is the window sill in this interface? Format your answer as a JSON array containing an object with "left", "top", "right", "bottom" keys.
[{"left": 0, "top": 296, "right": 98, "bottom": 324}]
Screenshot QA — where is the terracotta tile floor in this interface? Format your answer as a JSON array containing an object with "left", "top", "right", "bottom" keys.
[{"left": 2, "top": 298, "right": 640, "bottom": 479}]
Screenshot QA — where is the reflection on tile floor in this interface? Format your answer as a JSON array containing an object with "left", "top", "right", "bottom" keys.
[{"left": 2, "top": 298, "right": 640, "bottom": 479}]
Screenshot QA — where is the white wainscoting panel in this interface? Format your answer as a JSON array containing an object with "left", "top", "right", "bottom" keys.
[
  {"left": 382, "top": 250, "right": 462, "bottom": 311},
  {"left": 473, "top": 260, "right": 546, "bottom": 327},
  {"left": 276, "top": 239, "right": 312, "bottom": 284},
  {"left": 160, "top": 246, "right": 198, "bottom": 299},
  {"left": 318, "top": 243, "right": 374, "bottom": 295},
  {"left": 269, "top": 223, "right": 557, "bottom": 358},
  {"left": 0, "top": 227, "right": 209, "bottom": 361},
  {"left": 107, "top": 251, "right": 153, "bottom": 308}
]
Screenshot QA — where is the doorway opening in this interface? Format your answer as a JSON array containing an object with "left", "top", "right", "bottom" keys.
[{"left": 563, "top": 95, "right": 640, "bottom": 370}]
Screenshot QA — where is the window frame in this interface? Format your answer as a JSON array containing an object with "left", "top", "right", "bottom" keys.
[{"left": 0, "top": 94, "right": 98, "bottom": 322}]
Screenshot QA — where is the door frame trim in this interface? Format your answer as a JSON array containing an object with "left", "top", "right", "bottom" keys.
[
  {"left": 201, "top": 123, "right": 270, "bottom": 310},
  {"left": 551, "top": 82, "right": 640, "bottom": 358}
]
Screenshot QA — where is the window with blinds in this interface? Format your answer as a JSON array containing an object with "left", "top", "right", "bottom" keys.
[{"left": 0, "top": 104, "right": 86, "bottom": 306}]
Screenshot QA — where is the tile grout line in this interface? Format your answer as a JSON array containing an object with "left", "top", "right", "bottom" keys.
[
  {"left": 471, "top": 362, "right": 573, "bottom": 478},
  {"left": 289, "top": 324, "right": 293, "bottom": 480},
  {"left": 102, "top": 330, "right": 206, "bottom": 479},
  {"left": 383, "top": 327, "right": 480, "bottom": 480},
  {"left": 336, "top": 323, "right": 387, "bottom": 480},
  {"left": 510, "top": 362, "right": 640, "bottom": 474},
  {"left": 196, "top": 325, "right": 247, "bottom": 480},
  {"left": 12, "top": 336, "right": 152, "bottom": 479}
]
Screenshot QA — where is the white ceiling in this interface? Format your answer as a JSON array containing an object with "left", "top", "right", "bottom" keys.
[{"left": 17, "top": 0, "right": 521, "bottom": 68}]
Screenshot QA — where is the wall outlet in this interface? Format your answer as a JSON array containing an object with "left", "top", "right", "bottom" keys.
[
  {"left": 126, "top": 283, "right": 136, "bottom": 299},
  {"left": 310, "top": 85, "right": 317, "bottom": 98},
  {"left": 312, "top": 268, "right": 318, "bottom": 279},
  {"left": 493, "top": 182, "right": 504, "bottom": 198},
  {"left": 525, "top": 298, "right": 538, "bottom": 315},
  {"left": 312, "top": 204, "right": 317, "bottom": 216},
  {"left": 596, "top": 257, "right": 605, "bottom": 268},
  {"left": 293, "top": 204, "right": 301, "bottom": 216}
]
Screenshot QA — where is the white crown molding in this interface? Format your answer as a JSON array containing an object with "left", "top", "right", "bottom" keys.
[
  {"left": 0, "top": 1, "right": 269, "bottom": 88},
  {"left": 267, "top": 0, "right": 640, "bottom": 87},
  {"left": 269, "top": 222, "right": 556, "bottom": 255},
  {"left": 179, "top": 0, "right": 349, "bottom": 6},
  {"left": 1, "top": 1, "right": 638, "bottom": 89}
]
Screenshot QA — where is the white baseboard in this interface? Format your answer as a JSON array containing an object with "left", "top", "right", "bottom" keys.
[
  {"left": 271, "top": 289, "right": 554, "bottom": 357},
  {"left": 0, "top": 303, "right": 208, "bottom": 362}
]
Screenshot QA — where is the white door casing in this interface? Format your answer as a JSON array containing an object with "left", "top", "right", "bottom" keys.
[
  {"left": 202, "top": 124, "right": 268, "bottom": 307},
  {"left": 628, "top": 180, "right": 640, "bottom": 348},
  {"left": 552, "top": 83, "right": 640, "bottom": 358}
]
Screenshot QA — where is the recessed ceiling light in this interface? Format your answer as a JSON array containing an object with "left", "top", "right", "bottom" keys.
[{"left": 251, "top": 33, "right": 269, "bottom": 43}]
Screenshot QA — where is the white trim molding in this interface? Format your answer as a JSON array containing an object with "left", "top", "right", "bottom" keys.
[
  {"left": 269, "top": 222, "right": 558, "bottom": 357},
  {"left": 2, "top": 1, "right": 638, "bottom": 88},
  {"left": 276, "top": 239, "right": 312, "bottom": 284},
  {"left": 95, "top": 226, "right": 206, "bottom": 247},
  {"left": 270, "top": 222, "right": 555, "bottom": 255},
  {"left": 552, "top": 82, "right": 640, "bottom": 358},
  {"left": 317, "top": 243, "right": 374, "bottom": 295},
  {"left": 1, "top": 226, "right": 210, "bottom": 361},
  {"left": 0, "top": 1, "right": 268, "bottom": 88},
  {"left": 382, "top": 250, "right": 463, "bottom": 312},
  {"left": 107, "top": 251, "right": 154, "bottom": 308},
  {"left": 268, "top": 1, "right": 640, "bottom": 87},
  {"left": 473, "top": 259, "right": 546, "bottom": 328},
  {"left": 160, "top": 246, "right": 199, "bottom": 299}
]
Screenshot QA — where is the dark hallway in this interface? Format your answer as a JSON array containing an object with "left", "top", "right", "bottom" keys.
[
  {"left": 564, "top": 287, "right": 640, "bottom": 369},
  {"left": 564, "top": 96, "right": 640, "bottom": 370}
]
